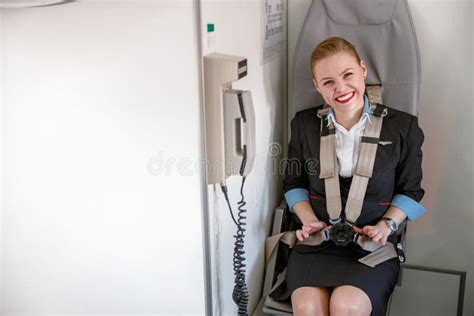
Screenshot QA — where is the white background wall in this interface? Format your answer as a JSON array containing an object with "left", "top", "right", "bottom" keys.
[
  {"left": 200, "top": 1, "right": 286, "bottom": 315},
  {"left": 1, "top": 1, "right": 206, "bottom": 315},
  {"left": 288, "top": 0, "right": 473, "bottom": 315}
]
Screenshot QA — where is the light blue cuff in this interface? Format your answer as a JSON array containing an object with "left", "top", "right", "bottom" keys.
[
  {"left": 285, "top": 188, "right": 309, "bottom": 212},
  {"left": 391, "top": 194, "right": 427, "bottom": 221}
]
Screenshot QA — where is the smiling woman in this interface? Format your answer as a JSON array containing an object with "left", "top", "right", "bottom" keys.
[{"left": 270, "top": 36, "right": 427, "bottom": 316}]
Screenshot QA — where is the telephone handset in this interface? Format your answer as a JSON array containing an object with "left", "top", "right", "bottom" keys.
[
  {"left": 223, "top": 89, "right": 256, "bottom": 178},
  {"left": 203, "top": 53, "right": 255, "bottom": 184}
]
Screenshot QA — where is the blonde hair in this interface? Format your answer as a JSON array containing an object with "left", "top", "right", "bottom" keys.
[{"left": 310, "top": 37, "right": 361, "bottom": 78}]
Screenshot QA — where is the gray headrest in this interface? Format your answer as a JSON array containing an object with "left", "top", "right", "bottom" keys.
[{"left": 291, "top": 0, "right": 421, "bottom": 117}]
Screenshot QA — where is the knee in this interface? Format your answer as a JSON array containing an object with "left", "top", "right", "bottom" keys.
[
  {"left": 291, "top": 287, "right": 331, "bottom": 316},
  {"left": 330, "top": 298, "right": 363, "bottom": 315},
  {"left": 330, "top": 287, "right": 372, "bottom": 316},
  {"left": 292, "top": 300, "right": 327, "bottom": 316}
]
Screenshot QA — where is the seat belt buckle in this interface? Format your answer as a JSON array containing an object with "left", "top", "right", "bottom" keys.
[{"left": 329, "top": 221, "right": 354, "bottom": 246}]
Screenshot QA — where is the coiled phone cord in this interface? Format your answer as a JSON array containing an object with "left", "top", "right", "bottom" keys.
[{"left": 220, "top": 176, "right": 249, "bottom": 316}]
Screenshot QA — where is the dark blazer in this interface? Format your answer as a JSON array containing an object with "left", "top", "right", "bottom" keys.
[{"left": 283, "top": 104, "right": 425, "bottom": 228}]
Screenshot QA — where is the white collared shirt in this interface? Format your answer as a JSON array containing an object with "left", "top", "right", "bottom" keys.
[{"left": 326, "top": 95, "right": 372, "bottom": 178}]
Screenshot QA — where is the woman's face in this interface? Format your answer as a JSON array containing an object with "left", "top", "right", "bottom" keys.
[{"left": 313, "top": 51, "right": 367, "bottom": 116}]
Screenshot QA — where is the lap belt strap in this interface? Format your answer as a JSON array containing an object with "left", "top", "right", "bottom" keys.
[
  {"left": 294, "top": 230, "right": 402, "bottom": 267},
  {"left": 263, "top": 230, "right": 402, "bottom": 269}
]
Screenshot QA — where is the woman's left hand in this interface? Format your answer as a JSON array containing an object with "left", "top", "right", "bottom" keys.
[{"left": 353, "top": 222, "right": 392, "bottom": 246}]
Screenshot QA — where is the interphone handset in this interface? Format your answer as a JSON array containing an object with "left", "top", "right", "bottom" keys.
[
  {"left": 223, "top": 89, "right": 256, "bottom": 178},
  {"left": 203, "top": 53, "right": 255, "bottom": 184}
]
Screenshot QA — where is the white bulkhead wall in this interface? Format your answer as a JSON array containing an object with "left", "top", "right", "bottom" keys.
[{"left": 1, "top": 1, "right": 206, "bottom": 315}]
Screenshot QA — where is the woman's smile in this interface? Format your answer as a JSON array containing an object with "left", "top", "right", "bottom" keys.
[{"left": 335, "top": 91, "right": 355, "bottom": 104}]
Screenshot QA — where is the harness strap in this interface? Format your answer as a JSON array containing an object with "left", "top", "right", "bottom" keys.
[
  {"left": 366, "top": 84, "right": 383, "bottom": 105},
  {"left": 345, "top": 111, "right": 384, "bottom": 223},
  {"left": 264, "top": 87, "right": 398, "bottom": 271},
  {"left": 264, "top": 230, "right": 388, "bottom": 258},
  {"left": 296, "top": 229, "right": 381, "bottom": 251},
  {"left": 299, "top": 231, "right": 400, "bottom": 267},
  {"left": 317, "top": 89, "right": 387, "bottom": 224},
  {"left": 254, "top": 232, "right": 296, "bottom": 315},
  {"left": 319, "top": 114, "right": 336, "bottom": 178},
  {"left": 265, "top": 231, "right": 296, "bottom": 262},
  {"left": 265, "top": 230, "right": 401, "bottom": 268},
  {"left": 357, "top": 244, "right": 398, "bottom": 268},
  {"left": 319, "top": 111, "right": 342, "bottom": 221}
]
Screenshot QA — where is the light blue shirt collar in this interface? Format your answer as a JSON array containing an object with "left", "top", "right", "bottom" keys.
[{"left": 326, "top": 94, "right": 371, "bottom": 126}]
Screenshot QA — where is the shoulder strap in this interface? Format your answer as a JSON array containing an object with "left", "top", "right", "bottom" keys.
[
  {"left": 318, "top": 109, "right": 342, "bottom": 222},
  {"left": 345, "top": 104, "right": 386, "bottom": 223},
  {"left": 318, "top": 88, "right": 387, "bottom": 224}
]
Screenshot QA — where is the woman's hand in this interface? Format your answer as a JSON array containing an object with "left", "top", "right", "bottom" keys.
[
  {"left": 296, "top": 221, "right": 330, "bottom": 241},
  {"left": 353, "top": 222, "right": 392, "bottom": 246}
]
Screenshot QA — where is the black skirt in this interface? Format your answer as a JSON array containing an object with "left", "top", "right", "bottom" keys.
[{"left": 270, "top": 240, "right": 400, "bottom": 316}]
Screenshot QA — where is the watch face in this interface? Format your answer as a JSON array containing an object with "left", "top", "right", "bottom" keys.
[{"left": 386, "top": 219, "right": 397, "bottom": 231}]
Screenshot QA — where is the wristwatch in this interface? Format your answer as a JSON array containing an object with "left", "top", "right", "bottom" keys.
[{"left": 381, "top": 217, "right": 398, "bottom": 234}]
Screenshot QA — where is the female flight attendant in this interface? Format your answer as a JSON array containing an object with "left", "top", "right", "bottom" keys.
[{"left": 270, "top": 37, "right": 426, "bottom": 316}]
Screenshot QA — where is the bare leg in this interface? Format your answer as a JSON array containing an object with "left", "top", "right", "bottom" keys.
[
  {"left": 329, "top": 285, "right": 372, "bottom": 316},
  {"left": 291, "top": 286, "right": 332, "bottom": 316}
]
